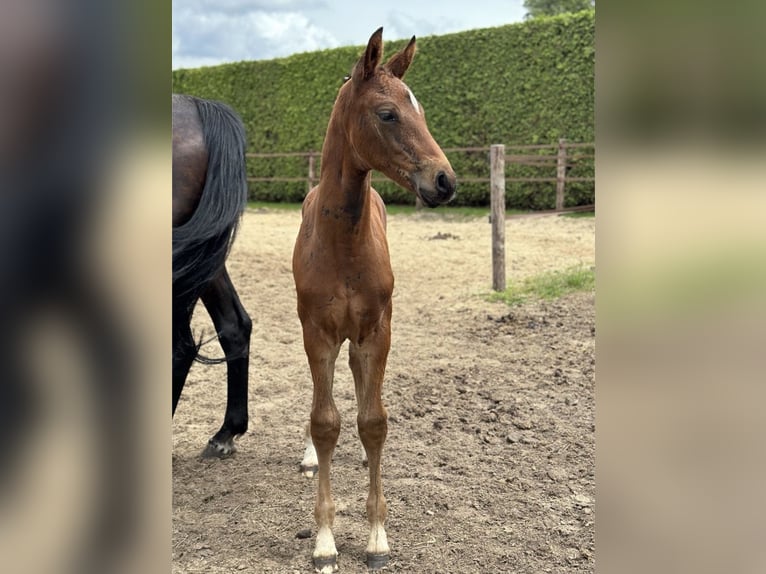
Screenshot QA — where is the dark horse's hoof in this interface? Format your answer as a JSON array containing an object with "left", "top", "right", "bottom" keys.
[
  {"left": 366, "top": 553, "right": 389, "bottom": 570},
  {"left": 201, "top": 438, "right": 236, "bottom": 458},
  {"left": 312, "top": 554, "right": 338, "bottom": 572}
]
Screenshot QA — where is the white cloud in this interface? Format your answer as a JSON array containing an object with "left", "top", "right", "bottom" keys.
[
  {"left": 172, "top": 0, "right": 527, "bottom": 70},
  {"left": 172, "top": 5, "right": 338, "bottom": 69},
  {"left": 383, "top": 11, "right": 450, "bottom": 42},
  {"left": 177, "top": 0, "right": 325, "bottom": 15}
]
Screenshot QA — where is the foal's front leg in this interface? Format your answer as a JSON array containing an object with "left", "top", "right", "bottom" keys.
[
  {"left": 349, "top": 306, "right": 392, "bottom": 569},
  {"left": 302, "top": 325, "right": 342, "bottom": 573}
]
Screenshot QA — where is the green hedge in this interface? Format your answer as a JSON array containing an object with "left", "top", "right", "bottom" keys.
[{"left": 172, "top": 11, "right": 594, "bottom": 208}]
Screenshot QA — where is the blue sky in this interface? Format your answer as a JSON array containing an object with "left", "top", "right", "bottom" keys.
[{"left": 172, "top": 0, "right": 527, "bottom": 69}]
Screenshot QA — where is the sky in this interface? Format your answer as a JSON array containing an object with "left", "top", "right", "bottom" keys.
[{"left": 172, "top": 0, "right": 527, "bottom": 70}]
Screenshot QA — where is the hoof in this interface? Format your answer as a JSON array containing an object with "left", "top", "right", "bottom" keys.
[
  {"left": 313, "top": 555, "right": 338, "bottom": 573},
  {"left": 201, "top": 438, "right": 236, "bottom": 459},
  {"left": 366, "top": 553, "right": 389, "bottom": 570},
  {"left": 301, "top": 463, "right": 319, "bottom": 478}
]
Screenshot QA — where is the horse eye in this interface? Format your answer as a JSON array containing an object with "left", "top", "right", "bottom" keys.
[
  {"left": 342, "top": 75, "right": 351, "bottom": 83},
  {"left": 377, "top": 111, "right": 397, "bottom": 123}
]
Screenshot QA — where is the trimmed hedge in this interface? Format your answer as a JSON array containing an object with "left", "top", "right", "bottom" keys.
[{"left": 172, "top": 11, "right": 594, "bottom": 208}]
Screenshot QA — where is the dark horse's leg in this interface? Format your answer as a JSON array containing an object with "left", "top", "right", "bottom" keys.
[
  {"left": 172, "top": 306, "right": 197, "bottom": 416},
  {"left": 200, "top": 267, "right": 251, "bottom": 458}
]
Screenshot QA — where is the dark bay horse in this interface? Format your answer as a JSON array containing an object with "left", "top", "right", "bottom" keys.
[
  {"left": 172, "top": 94, "right": 251, "bottom": 457},
  {"left": 292, "top": 28, "right": 456, "bottom": 571}
]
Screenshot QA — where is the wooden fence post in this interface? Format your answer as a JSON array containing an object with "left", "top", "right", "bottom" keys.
[
  {"left": 556, "top": 138, "right": 566, "bottom": 211},
  {"left": 307, "top": 151, "right": 317, "bottom": 193},
  {"left": 490, "top": 144, "right": 506, "bottom": 291}
]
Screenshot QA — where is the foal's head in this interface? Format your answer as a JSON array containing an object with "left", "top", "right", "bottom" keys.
[{"left": 335, "top": 27, "right": 457, "bottom": 207}]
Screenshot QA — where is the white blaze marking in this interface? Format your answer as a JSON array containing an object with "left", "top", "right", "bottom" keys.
[{"left": 406, "top": 85, "right": 420, "bottom": 114}]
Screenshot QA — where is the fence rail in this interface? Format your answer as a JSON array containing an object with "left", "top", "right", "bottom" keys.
[
  {"left": 246, "top": 141, "right": 595, "bottom": 208},
  {"left": 247, "top": 141, "right": 594, "bottom": 292}
]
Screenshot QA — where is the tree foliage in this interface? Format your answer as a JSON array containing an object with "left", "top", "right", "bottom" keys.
[
  {"left": 524, "top": 0, "right": 594, "bottom": 19},
  {"left": 172, "top": 11, "right": 594, "bottom": 208}
]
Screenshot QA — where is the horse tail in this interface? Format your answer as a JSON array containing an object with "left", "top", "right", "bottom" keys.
[{"left": 172, "top": 97, "right": 248, "bottom": 310}]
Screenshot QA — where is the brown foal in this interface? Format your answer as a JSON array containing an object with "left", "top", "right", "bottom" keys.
[{"left": 292, "top": 28, "right": 456, "bottom": 572}]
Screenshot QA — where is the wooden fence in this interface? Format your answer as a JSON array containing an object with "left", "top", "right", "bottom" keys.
[
  {"left": 247, "top": 141, "right": 594, "bottom": 292},
  {"left": 246, "top": 140, "right": 595, "bottom": 210},
  {"left": 487, "top": 141, "right": 595, "bottom": 290}
]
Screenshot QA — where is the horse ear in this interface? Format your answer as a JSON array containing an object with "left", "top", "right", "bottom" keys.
[
  {"left": 385, "top": 36, "right": 416, "bottom": 79},
  {"left": 355, "top": 27, "right": 384, "bottom": 82}
]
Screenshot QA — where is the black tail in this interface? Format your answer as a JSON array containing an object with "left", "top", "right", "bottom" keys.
[{"left": 172, "top": 97, "right": 247, "bottom": 314}]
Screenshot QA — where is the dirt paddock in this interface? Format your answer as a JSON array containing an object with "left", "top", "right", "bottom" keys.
[{"left": 172, "top": 208, "right": 595, "bottom": 573}]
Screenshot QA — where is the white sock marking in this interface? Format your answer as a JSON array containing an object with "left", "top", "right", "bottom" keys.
[
  {"left": 366, "top": 522, "right": 390, "bottom": 556},
  {"left": 301, "top": 432, "right": 318, "bottom": 475},
  {"left": 314, "top": 525, "right": 338, "bottom": 560}
]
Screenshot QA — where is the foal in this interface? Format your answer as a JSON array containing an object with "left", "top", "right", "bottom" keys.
[{"left": 292, "top": 28, "right": 456, "bottom": 571}]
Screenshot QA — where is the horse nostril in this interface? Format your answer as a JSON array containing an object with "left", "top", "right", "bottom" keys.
[
  {"left": 436, "top": 171, "right": 446, "bottom": 190},
  {"left": 435, "top": 171, "right": 454, "bottom": 198}
]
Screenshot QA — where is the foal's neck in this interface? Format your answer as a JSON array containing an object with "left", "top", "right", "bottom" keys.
[{"left": 317, "top": 113, "right": 373, "bottom": 231}]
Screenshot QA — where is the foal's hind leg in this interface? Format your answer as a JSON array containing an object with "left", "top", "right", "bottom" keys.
[
  {"left": 349, "top": 305, "right": 392, "bottom": 569},
  {"left": 200, "top": 268, "right": 251, "bottom": 458}
]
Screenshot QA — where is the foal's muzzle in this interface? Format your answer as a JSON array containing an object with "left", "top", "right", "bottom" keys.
[{"left": 417, "top": 169, "right": 457, "bottom": 207}]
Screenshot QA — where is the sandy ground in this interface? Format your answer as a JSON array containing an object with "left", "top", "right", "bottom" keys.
[{"left": 172, "top": 208, "right": 595, "bottom": 573}]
